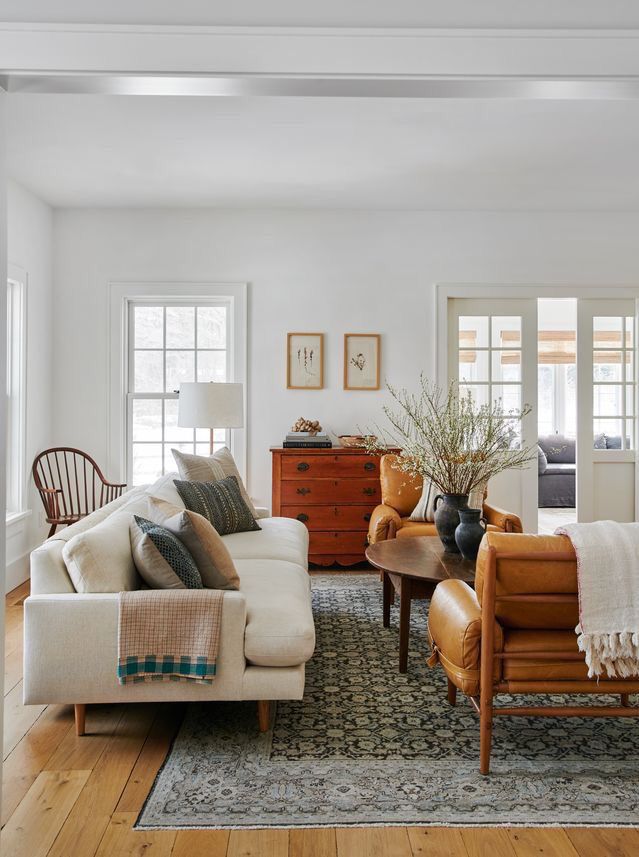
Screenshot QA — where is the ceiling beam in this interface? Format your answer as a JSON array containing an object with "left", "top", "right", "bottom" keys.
[{"left": 5, "top": 73, "right": 639, "bottom": 99}]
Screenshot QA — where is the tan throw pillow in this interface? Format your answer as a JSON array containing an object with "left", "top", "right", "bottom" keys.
[
  {"left": 148, "top": 497, "right": 240, "bottom": 591},
  {"left": 171, "top": 446, "right": 258, "bottom": 519},
  {"left": 63, "top": 511, "right": 142, "bottom": 593}
]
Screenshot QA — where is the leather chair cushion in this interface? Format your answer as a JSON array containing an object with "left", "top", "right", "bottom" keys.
[
  {"left": 502, "top": 629, "right": 612, "bottom": 682},
  {"left": 475, "top": 533, "right": 579, "bottom": 629},
  {"left": 397, "top": 520, "right": 438, "bottom": 538},
  {"left": 380, "top": 455, "right": 423, "bottom": 517}
]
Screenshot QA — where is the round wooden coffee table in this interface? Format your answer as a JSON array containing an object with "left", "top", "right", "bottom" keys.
[{"left": 365, "top": 536, "right": 476, "bottom": 673}]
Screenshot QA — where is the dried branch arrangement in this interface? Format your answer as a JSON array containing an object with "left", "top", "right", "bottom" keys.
[{"left": 363, "top": 376, "right": 536, "bottom": 495}]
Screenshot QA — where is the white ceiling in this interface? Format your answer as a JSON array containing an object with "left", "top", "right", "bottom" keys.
[
  {"left": 7, "top": 94, "right": 639, "bottom": 210},
  {"left": 3, "top": 0, "right": 639, "bottom": 29}
]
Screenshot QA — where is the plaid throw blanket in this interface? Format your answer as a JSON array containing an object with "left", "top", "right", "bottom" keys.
[{"left": 117, "top": 589, "right": 224, "bottom": 685}]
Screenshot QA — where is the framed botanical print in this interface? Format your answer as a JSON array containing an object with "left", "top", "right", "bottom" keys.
[
  {"left": 287, "top": 333, "right": 324, "bottom": 389},
  {"left": 344, "top": 333, "right": 381, "bottom": 390}
]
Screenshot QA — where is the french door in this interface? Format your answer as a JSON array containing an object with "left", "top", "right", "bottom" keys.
[
  {"left": 577, "top": 299, "right": 637, "bottom": 522},
  {"left": 447, "top": 298, "right": 538, "bottom": 532}
]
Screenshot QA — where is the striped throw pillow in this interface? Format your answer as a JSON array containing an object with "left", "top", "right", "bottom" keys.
[{"left": 173, "top": 476, "right": 261, "bottom": 536}]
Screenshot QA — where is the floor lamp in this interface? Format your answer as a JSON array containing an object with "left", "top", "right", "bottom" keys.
[{"left": 178, "top": 382, "right": 244, "bottom": 454}]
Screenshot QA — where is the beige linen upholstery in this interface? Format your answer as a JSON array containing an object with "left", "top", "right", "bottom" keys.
[
  {"left": 63, "top": 511, "right": 143, "bottom": 593},
  {"left": 25, "top": 485, "right": 315, "bottom": 710},
  {"left": 235, "top": 559, "right": 316, "bottom": 667},
  {"left": 145, "top": 472, "right": 185, "bottom": 507}
]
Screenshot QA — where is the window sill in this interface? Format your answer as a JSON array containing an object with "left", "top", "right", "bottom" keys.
[{"left": 6, "top": 510, "right": 32, "bottom": 527}]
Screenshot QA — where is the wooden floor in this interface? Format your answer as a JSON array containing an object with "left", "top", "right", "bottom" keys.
[{"left": 3, "top": 582, "right": 639, "bottom": 857}]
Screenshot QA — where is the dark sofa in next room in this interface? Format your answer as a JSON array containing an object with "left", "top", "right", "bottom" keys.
[{"left": 538, "top": 432, "right": 625, "bottom": 507}]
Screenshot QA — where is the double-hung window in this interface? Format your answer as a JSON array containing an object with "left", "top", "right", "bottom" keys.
[
  {"left": 6, "top": 277, "right": 26, "bottom": 518},
  {"left": 127, "top": 300, "right": 231, "bottom": 485}
]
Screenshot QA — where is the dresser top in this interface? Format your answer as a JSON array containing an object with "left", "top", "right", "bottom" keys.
[{"left": 270, "top": 446, "right": 398, "bottom": 454}]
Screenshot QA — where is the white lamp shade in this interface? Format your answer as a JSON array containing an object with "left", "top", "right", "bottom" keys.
[{"left": 178, "top": 382, "right": 244, "bottom": 429}]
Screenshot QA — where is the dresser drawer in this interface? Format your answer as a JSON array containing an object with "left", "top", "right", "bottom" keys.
[
  {"left": 281, "top": 454, "right": 379, "bottom": 479},
  {"left": 280, "top": 479, "right": 380, "bottom": 505},
  {"left": 309, "top": 531, "right": 370, "bottom": 555},
  {"left": 281, "top": 505, "right": 372, "bottom": 531}
]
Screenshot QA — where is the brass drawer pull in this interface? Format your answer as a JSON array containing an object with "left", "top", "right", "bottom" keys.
[
  {"left": 363, "top": 462, "right": 376, "bottom": 472},
  {"left": 297, "top": 513, "right": 309, "bottom": 522},
  {"left": 363, "top": 487, "right": 376, "bottom": 496},
  {"left": 297, "top": 487, "right": 311, "bottom": 496},
  {"left": 364, "top": 513, "right": 371, "bottom": 522},
  {"left": 297, "top": 462, "right": 310, "bottom": 472}
]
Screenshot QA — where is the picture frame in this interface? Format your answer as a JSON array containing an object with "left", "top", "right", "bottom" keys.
[
  {"left": 287, "top": 332, "right": 324, "bottom": 389},
  {"left": 344, "top": 333, "right": 381, "bottom": 390}
]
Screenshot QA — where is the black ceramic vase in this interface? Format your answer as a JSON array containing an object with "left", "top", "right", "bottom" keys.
[
  {"left": 455, "top": 508, "right": 487, "bottom": 561},
  {"left": 433, "top": 493, "right": 469, "bottom": 553}
]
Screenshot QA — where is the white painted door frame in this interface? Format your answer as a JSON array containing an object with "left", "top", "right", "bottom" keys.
[{"left": 436, "top": 284, "right": 639, "bottom": 526}]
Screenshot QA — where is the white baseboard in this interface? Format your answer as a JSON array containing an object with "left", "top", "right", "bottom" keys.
[{"left": 6, "top": 551, "right": 30, "bottom": 594}]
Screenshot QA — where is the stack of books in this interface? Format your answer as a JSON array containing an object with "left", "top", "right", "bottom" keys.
[{"left": 283, "top": 432, "right": 333, "bottom": 449}]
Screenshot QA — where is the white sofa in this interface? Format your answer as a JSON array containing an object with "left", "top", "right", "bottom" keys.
[{"left": 24, "top": 477, "right": 316, "bottom": 734}]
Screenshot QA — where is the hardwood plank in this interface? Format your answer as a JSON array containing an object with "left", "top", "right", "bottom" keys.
[
  {"left": 336, "top": 827, "right": 413, "bottom": 857},
  {"left": 6, "top": 579, "right": 30, "bottom": 607},
  {"left": 45, "top": 703, "right": 125, "bottom": 771},
  {"left": 1, "top": 769, "right": 90, "bottom": 857},
  {"left": 117, "top": 703, "right": 185, "bottom": 812},
  {"left": 461, "top": 829, "right": 517, "bottom": 857},
  {"left": 95, "top": 811, "right": 176, "bottom": 857},
  {"left": 565, "top": 827, "right": 639, "bottom": 857},
  {"left": 1, "top": 703, "right": 73, "bottom": 826},
  {"left": 47, "top": 704, "right": 157, "bottom": 857},
  {"left": 507, "top": 828, "right": 579, "bottom": 856},
  {"left": 408, "top": 826, "right": 469, "bottom": 856},
  {"left": 5, "top": 643, "right": 25, "bottom": 696},
  {"left": 290, "top": 828, "right": 337, "bottom": 857},
  {"left": 3, "top": 680, "right": 46, "bottom": 759},
  {"left": 172, "top": 829, "right": 230, "bottom": 857},
  {"left": 227, "top": 829, "right": 289, "bottom": 857}
]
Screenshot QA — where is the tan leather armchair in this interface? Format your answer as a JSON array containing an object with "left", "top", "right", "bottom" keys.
[
  {"left": 428, "top": 532, "right": 639, "bottom": 774},
  {"left": 367, "top": 454, "right": 523, "bottom": 545}
]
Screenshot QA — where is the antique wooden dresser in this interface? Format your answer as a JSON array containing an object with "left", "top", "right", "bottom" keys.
[{"left": 270, "top": 446, "right": 390, "bottom": 566}]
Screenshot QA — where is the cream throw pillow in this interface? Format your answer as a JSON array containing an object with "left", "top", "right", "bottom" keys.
[
  {"left": 147, "top": 497, "right": 240, "bottom": 590},
  {"left": 63, "top": 511, "right": 142, "bottom": 593},
  {"left": 145, "top": 472, "right": 185, "bottom": 507},
  {"left": 468, "top": 481, "right": 488, "bottom": 511},
  {"left": 171, "top": 446, "right": 258, "bottom": 519},
  {"left": 408, "top": 479, "right": 437, "bottom": 522}
]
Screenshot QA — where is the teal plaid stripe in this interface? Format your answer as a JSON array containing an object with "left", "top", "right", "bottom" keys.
[{"left": 118, "top": 654, "right": 217, "bottom": 685}]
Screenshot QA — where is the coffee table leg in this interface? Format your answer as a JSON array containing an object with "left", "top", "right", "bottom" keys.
[
  {"left": 382, "top": 572, "right": 391, "bottom": 628},
  {"left": 398, "top": 578, "right": 412, "bottom": 673}
]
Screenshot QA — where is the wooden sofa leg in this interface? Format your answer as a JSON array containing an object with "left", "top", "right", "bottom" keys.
[
  {"left": 447, "top": 679, "right": 457, "bottom": 707},
  {"left": 257, "top": 700, "right": 271, "bottom": 732},
  {"left": 75, "top": 704, "right": 86, "bottom": 736}
]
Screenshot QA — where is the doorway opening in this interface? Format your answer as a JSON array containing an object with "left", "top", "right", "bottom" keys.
[{"left": 537, "top": 298, "right": 577, "bottom": 533}]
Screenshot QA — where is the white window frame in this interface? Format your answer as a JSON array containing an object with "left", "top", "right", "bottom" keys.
[
  {"left": 6, "top": 270, "right": 27, "bottom": 520},
  {"left": 108, "top": 282, "right": 247, "bottom": 486}
]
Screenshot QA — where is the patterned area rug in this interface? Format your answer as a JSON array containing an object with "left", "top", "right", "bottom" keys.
[{"left": 137, "top": 575, "right": 639, "bottom": 828}]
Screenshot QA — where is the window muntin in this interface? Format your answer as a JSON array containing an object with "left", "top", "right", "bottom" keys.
[
  {"left": 127, "top": 301, "right": 230, "bottom": 485},
  {"left": 592, "top": 316, "right": 635, "bottom": 450}
]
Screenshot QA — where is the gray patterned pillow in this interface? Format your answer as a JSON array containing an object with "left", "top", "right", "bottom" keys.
[
  {"left": 130, "top": 515, "right": 203, "bottom": 589},
  {"left": 173, "top": 476, "right": 261, "bottom": 536}
]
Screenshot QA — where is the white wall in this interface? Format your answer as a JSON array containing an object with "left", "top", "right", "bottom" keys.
[
  {"left": 6, "top": 180, "right": 53, "bottom": 590},
  {"left": 52, "top": 208, "right": 639, "bottom": 510}
]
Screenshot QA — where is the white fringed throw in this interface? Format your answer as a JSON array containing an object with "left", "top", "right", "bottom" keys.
[{"left": 556, "top": 521, "right": 639, "bottom": 678}]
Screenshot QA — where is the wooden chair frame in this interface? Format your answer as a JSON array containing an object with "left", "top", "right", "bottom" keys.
[
  {"left": 33, "top": 447, "right": 127, "bottom": 537},
  {"left": 462, "top": 546, "right": 639, "bottom": 775}
]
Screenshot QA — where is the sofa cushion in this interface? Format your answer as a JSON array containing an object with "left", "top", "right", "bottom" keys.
[
  {"left": 174, "top": 476, "right": 260, "bottom": 536},
  {"left": 145, "top": 472, "right": 185, "bottom": 507},
  {"left": 398, "top": 520, "right": 438, "bottom": 538},
  {"left": 147, "top": 497, "right": 240, "bottom": 590},
  {"left": 544, "top": 463, "right": 576, "bottom": 476},
  {"left": 130, "top": 515, "right": 203, "bottom": 590},
  {"left": 538, "top": 445, "right": 548, "bottom": 475},
  {"left": 539, "top": 435, "right": 575, "bottom": 464},
  {"left": 62, "top": 510, "right": 142, "bottom": 593},
  {"left": 222, "top": 516, "right": 308, "bottom": 568},
  {"left": 235, "top": 559, "right": 315, "bottom": 667}
]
